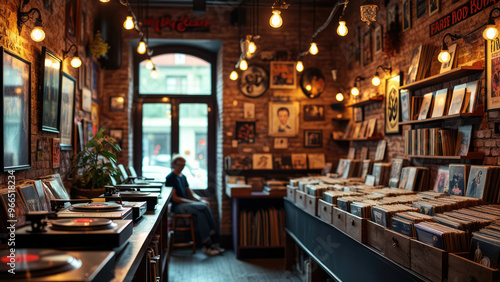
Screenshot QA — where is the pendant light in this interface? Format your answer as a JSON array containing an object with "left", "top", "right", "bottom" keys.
[
  {"left": 296, "top": 0, "right": 304, "bottom": 72},
  {"left": 309, "top": 0, "right": 318, "bottom": 55},
  {"left": 483, "top": 8, "right": 500, "bottom": 40},
  {"left": 230, "top": 71, "right": 238, "bottom": 80},
  {"left": 124, "top": 16, "right": 135, "bottom": 30}
]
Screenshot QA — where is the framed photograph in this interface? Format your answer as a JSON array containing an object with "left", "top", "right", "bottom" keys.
[
  {"left": 363, "top": 30, "right": 373, "bottom": 66},
  {"left": 270, "top": 61, "right": 296, "bottom": 89},
  {"left": 487, "top": 36, "right": 500, "bottom": 110},
  {"left": 239, "top": 65, "right": 269, "bottom": 97},
  {"left": 292, "top": 153, "right": 308, "bottom": 169},
  {"left": 308, "top": 154, "right": 325, "bottom": 169},
  {"left": 243, "top": 103, "right": 255, "bottom": 119},
  {"left": 109, "top": 128, "right": 123, "bottom": 148},
  {"left": 353, "top": 107, "right": 363, "bottom": 122},
  {"left": 303, "top": 105, "right": 325, "bottom": 121},
  {"left": 78, "top": 53, "right": 86, "bottom": 90},
  {"left": 403, "top": 0, "right": 411, "bottom": 31},
  {"left": 110, "top": 96, "right": 125, "bottom": 112},
  {"left": 41, "top": 47, "right": 62, "bottom": 133},
  {"left": 235, "top": 121, "right": 256, "bottom": 144},
  {"left": 252, "top": 153, "right": 273, "bottom": 170},
  {"left": 91, "top": 101, "right": 99, "bottom": 135},
  {"left": 416, "top": 0, "right": 427, "bottom": 18},
  {"left": 60, "top": 73, "right": 76, "bottom": 151},
  {"left": 82, "top": 87, "right": 92, "bottom": 112},
  {"left": 52, "top": 138, "right": 60, "bottom": 169},
  {"left": 2, "top": 48, "right": 31, "bottom": 171},
  {"left": 274, "top": 138, "right": 288, "bottom": 149},
  {"left": 374, "top": 25, "right": 383, "bottom": 54},
  {"left": 387, "top": 3, "right": 399, "bottom": 32},
  {"left": 65, "top": 0, "right": 80, "bottom": 44},
  {"left": 385, "top": 75, "right": 401, "bottom": 134},
  {"left": 300, "top": 68, "right": 325, "bottom": 98},
  {"left": 268, "top": 102, "right": 299, "bottom": 137},
  {"left": 304, "top": 130, "right": 322, "bottom": 148},
  {"left": 400, "top": 90, "right": 411, "bottom": 122},
  {"left": 440, "top": 43, "right": 457, "bottom": 73},
  {"left": 428, "top": 0, "right": 439, "bottom": 16}
]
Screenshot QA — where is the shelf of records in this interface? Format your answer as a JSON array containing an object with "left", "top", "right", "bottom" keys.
[
  {"left": 345, "top": 95, "right": 384, "bottom": 107},
  {"left": 285, "top": 159, "right": 500, "bottom": 281},
  {"left": 399, "top": 80, "right": 483, "bottom": 125},
  {"left": 403, "top": 125, "right": 484, "bottom": 159},
  {"left": 239, "top": 207, "right": 285, "bottom": 249},
  {"left": 224, "top": 154, "right": 327, "bottom": 171},
  {"left": 401, "top": 65, "right": 484, "bottom": 91},
  {"left": 332, "top": 118, "right": 383, "bottom": 141}
]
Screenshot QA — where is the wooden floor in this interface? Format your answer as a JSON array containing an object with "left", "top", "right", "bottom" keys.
[{"left": 168, "top": 248, "right": 303, "bottom": 282}]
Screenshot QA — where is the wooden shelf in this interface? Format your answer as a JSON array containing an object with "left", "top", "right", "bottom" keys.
[
  {"left": 345, "top": 95, "right": 384, "bottom": 107},
  {"left": 332, "top": 118, "right": 350, "bottom": 122},
  {"left": 225, "top": 169, "right": 322, "bottom": 175},
  {"left": 405, "top": 152, "right": 484, "bottom": 159},
  {"left": 399, "top": 112, "right": 484, "bottom": 125},
  {"left": 333, "top": 136, "right": 384, "bottom": 142},
  {"left": 400, "top": 65, "right": 484, "bottom": 91}
]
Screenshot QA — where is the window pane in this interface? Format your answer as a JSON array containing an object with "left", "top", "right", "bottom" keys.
[
  {"left": 139, "top": 53, "right": 211, "bottom": 95},
  {"left": 179, "top": 103, "right": 208, "bottom": 189},
  {"left": 142, "top": 103, "right": 171, "bottom": 181}
]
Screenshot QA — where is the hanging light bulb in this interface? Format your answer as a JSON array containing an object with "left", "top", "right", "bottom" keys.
[
  {"left": 351, "top": 86, "right": 360, "bottom": 96},
  {"left": 249, "top": 41, "right": 257, "bottom": 54},
  {"left": 337, "top": 21, "right": 348, "bottom": 36},
  {"left": 438, "top": 47, "right": 450, "bottom": 63},
  {"left": 70, "top": 56, "right": 82, "bottom": 68},
  {"left": 145, "top": 59, "right": 154, "bottom": 70},
  {"left": 336, "top": 92, "right": 344, "bottom": 102},
  {"left": 150, "top": 67, "right": 159, "bottom": 79},
  {"left": 239, "top": 59, "right": 248, "bottom": 71},
  {"left": 230, "top": 71, "right": 238, "bottom": 80},
  {"left": 30, "top": 25, "right": 45, "bottom": 42},
  {"left": 296, "top": 61, "right": 304, "bottom": 72},
  {"left": 137, "top": 40, "right": 147, "bottom": 54},
  {"left": 309, "top": 42, "right": 318, "bottom": 55},
  {"left": 123, "top": 16, "right": 135, "bottom": 30},
  {"left": 484, "top": 25, "right": 499, "bottom": 40},
  {"left": 372, "top": 74, "right": 381, "bottom": 86},
  {"left": 270, "top": 10, "right": 283, "bottom": 28}
]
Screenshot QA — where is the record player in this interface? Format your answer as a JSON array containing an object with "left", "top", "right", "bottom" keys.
[
  {"left": 103, "top": 187, "right": 159, "bottom": 211},
  {"left": 122, "top": 201, "right": 147, "bottom": 221},
  {"left": 16, "top": 217, "right": 133, "bottom": 251},
  {"left": 56, "top": 202, "right": 133, "bottom": 220}
]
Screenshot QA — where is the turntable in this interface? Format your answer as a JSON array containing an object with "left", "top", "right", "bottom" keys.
[
  {"left": 56, "top": 202, "right": 133, "bottom": 220},
  {"left": 122, "top": 201, "right": 147, "bottom": 221},
  {"left": 103, "top": 188, "right": 159, "bottom": 211},
  {"left": 16, "top": 218, "right": 133, "bottom": 251},
  {"left": 0, "top": 249, "right": 115, "bottom": 281}
]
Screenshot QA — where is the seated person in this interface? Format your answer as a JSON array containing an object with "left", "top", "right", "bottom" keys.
[{"left": 166, "top": 155, "right": 223, "bottom": 256}]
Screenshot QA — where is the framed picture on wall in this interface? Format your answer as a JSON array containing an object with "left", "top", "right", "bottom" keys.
[
  {"left": 109, "top": 128, "right": 123, "bottom": 148},
  {"left": 60, "top": 73, "right": 76, "bottom": 151},
  {"left": 110, "top": 96, "right": 125, "bottom": 111},
  {"left": 52, "top": 138, "right": 60, "bottom": 169},
  {"left": 403, "top": 0, "right": 411, "bottom": 31},
  {"left": 416, "top": 0, "right": 427, "bottom": 18},
  {"left": 303, "top": 105, "right": 325, "bottom": 121},
  {"left": 82, "top": 88, "right": 92, "bottom": 112},
  {"left": 385, "top": 75, "right": 402, "bottom": 134},
  {"left": 235, "top": 121, "right": 256, "bottom": 144},
  {"left": 270, "top": 61, "right": 296, "bottom": 89},
  {"left": 65, "top": 0, "right": 80, "bottom": 44},
  {"left": 41, "top": 47, "right": 62, "bottom": 134},
  {"left": 268, "top": 102, "right": 299, "bottom": 137},
  {"left": 428, "top": 0, "right": 439, "bottom": 16},
  {"left": 486, "top": 36, "right": 500, "bottom": 111},
  {"left": 239, "top": 65, "right": 269, "bottom": 97},
  {"left": 387, "top": 3, "right": 399, "bottom": 32},
  {"left": 374, "top": 25, "right": 383, "bottom": 54},
  {"left": 300, "top": 68, "right": 325, "bottom": 98},
  {"left": 304, "top": 130, "right": 322, "bottom": 148},
  {"left": 2, "top": 48, "right": 31, "bottom": 171},
  {"left": 363, "top": 30, "right": 372, "bottom": 66}
]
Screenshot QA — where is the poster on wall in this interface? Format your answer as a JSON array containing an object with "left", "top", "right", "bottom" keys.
[
  {"left": 60, "top": 73, "right": 76, "bottom": 151},
  {"left": 385, "top": 75, "right": 401, "bottom": 134},
  {"left": 268, "top": 102, "right": 299, "bottom": 137},
  {"left": 486, "top": 36, "right": 500, "bottom": 111}
]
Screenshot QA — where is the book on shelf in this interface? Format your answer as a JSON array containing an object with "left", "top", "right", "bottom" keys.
[
  {"left": 431, "top": 88, "right": 449, "bottom": 118},
  {"left": 417, "top": 92, "right": 434, "bottom": 120},
  {"left": 411, "top": 96, "right": 423, "bottom": 121},
  {"left": 347, "top": 147, "right": 356, "bottom": 159},
  {"left": 456, "top": 125, "right": 473, "bottom": 156},
  {"left": 448, "top": 83, "right": 467, "bottom": 115},
  {"left": 367, "top": 118, "right": 377, "bottom": 137},
  {"left": 401, "top": 90, "right": 411, "bottom": 122},
  {"left": 466, "top": 80, "right": 481, "bottom": 113},
  {"left": 406, "top": 44, "right": 434, "bottom": 84}
]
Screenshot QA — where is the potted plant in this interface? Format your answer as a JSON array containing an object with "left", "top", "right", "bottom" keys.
[{"left": 71, "top": 128, "right": 122, "bottom": 198}]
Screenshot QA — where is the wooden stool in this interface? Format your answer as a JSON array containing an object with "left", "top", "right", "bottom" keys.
[{"left": 171, "top": 214, "right": 196, "bottom": 254}]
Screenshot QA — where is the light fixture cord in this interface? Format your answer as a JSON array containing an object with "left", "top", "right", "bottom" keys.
[{"left": 312, "top": 0, "right": 348, "bottom": 39}]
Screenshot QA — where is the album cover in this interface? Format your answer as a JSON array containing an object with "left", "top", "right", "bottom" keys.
[
  {"left": 367, "top": 118, "right": 377, "bottom": 137},
  {"left": 253, "top": 154, "right": 273, "bottom": 170},
  {"left": 17, "top": 184, "right": 43, "bottom": 212},
  {"left": 308, "top": 154, "right": 325, "bottom": 169},
  {"left": 469, "top": 233, "right": 500, "bottom": 269},
  {"left": 466, "top": 166, "right": 488, "bottom": 199},
  {"left": 449, "top": 164, "right": 469, "bottom": 196},
  {"left": 433, "top": 166, "right": 450, "bottom": 193},
  {"left": 448, "top": 84, "right": 467, "bottom": 115},
  {"left": 415, "top": 224, "right": 445, "bottom": 249},
  {"left": 401, "top": 90, "right": 411, "bottom": 122},
  {"left": 365, "top": 175, "right": 376, "bottom": 186},
  {"left": 431, "top": 89, "right": 448, "bottom": 118},
  {"left": 292, "top": 154, "right": 308, "bottom": 169},
  {"left": 273, "top": 155, "right": 292, "bottom": 170},
  {"left": 417, "top": 92, "right": 434, "bottom": 120},
  {"left": 374, "top": 140, "right": 387, "bottom": 161},
  {"left": 360, "top": 160, "right": 372, "bottom": 179},
  {"left": 392, "top": 217, "right": 414, "bottom": 237},
  {"left": 456, "top": 125, "right": 473, "bottom": 156}
]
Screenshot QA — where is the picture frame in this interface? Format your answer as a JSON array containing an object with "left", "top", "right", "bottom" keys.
[
  {"left": 428, "top": 0, "right": 439, "bottom": 16},
  {"left": 84, "top": 119, "right": 93, "bottom": 142},
  {"left": 416, "top": 0, "right": 427, "bottom": 18},
  {"left": 353, "top": 107, "right": 364, "bottom": 122},
  {"left": 403, "top": 0, "right": 411, "bottom": 31},
  {"left": 235, "top": 121, "right": 256, "bottom": 144},
  {"left": 91, "top": 101, "right": 99, "bottom": 135},
  {"left": 76, "top": 120, "right": 84, "bottom": 153},
  {"left": 1, "top": 48, "right": 31, "bottom": 171},
  {"left": 486, "top": 36, "right": 500, "bottom": 111},
  {"left": 387, "top": 3, "right": 399, "bottom": 32},
  {"left": 110, "top": 96, "right": 125, "bottom": 112},
  {"left": 374, "top": 25, "right": 383, "bottom": 54},
  {"left": 252, "top": 153, "right": 273, "bottom": 170},
  {"left": 41, "top": 47, "right": 62, "bottom": 133},
  {"left": 60, "top": 73, "right": 76, "bottom": 151},
  {"left": 268, "top": 102, "right": 299, "bottom": 137},
  {"left": 52, "top": 138, "right": 60, "bottom": 169},
  {"left": 65, "top": 0, "right": 80, "bottom": 44},
  {"left": 440, "top": 43, "right": 457, "bottom": 73},
  {"left": 82, "top": 87, "right": 92, "bottom": 112},
  {"left": 243, "top": 103, "right": 255, "bottom": 119},
  {"left": 239, "top": 65, "right": 269, "bottom": 97},
  {"left": 304, "top": 130, "right": 322, "bottom": 148},
  {"left": 363, "top": 30, "right": 373, "bottom": 66},
  {"left": 109, "top": 128, "right": 123, "bottom": 148},
  {"left": 300, "top": 68, "right": 325, "bottom": 98},
  {"left": 400, "top": 90, "right": 411, "bottom": 122},
  {"left": 274, "top": 138, "right": 288, "bottom": 149},
  {"left": 385, "top": 75, "right": 401, "bottom": 134},
  {"left": 270, "top": 61, "right": 296, "bottom": 89},
  {"left": 303, "top": 105, "right": 325, "bottom": 121}
]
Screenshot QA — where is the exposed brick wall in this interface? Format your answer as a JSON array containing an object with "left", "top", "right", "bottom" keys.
[{"left": 0, "top": 0, "right": 100, "bottom": 194}]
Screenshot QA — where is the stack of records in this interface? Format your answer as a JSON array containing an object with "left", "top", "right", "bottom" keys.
[
  {"left": 350, "top": 202, "right": 374, "bottom": 219},
  {"left": 372, "top": 204, "right": 419, "bottom": 228},
  {"left": 406, "top": 44, "right": 434, "bottom": 84},
  {"left": 360, "top": 160, "right": 373, "bottom": 179},
  {"left": 391, "top": 211, "right": 434, "bottom": 237},
  {"left": 466, "top": 166, "right": 500, "bottom": 202},
  {"left": 263, "top": 180, "right": 288, "bottom": 194},
  {"left": 398, "top": 167, "right": 429, "bottom": 191},
  {"left": 305, "top": 184, "right": 333, "bottom": 197},
  {"left": 369, "top": 188, "right": 415, "bottom": 197},
  {"left": 336, "top": 196, "right": 367, "bottom": 212},
  {"left": 414, "top": 222, "right": 468, "bottom": 252},
  {"left": 322, "top": 191, "right": 364, "bottom": 205},
  {"left": 372, "top": 163, "right": 392, "bottom": 186},
  {"left": 469, "top": 220, "right": 500, "bottom": 269},
  {"left": 341, "top": 160, "right": 362, "bottom": 179},
  {"left": 376, "top": 195, "right": 419, "bottom": 205}
]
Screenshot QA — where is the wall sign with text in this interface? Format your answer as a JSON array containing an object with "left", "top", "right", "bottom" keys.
[{"left": 144, "top": 16, "right": 211, "bottom": 33}]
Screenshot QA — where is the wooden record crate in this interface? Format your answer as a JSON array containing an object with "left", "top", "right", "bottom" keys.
[
  {"left": 366, "top": 220, "right": 386, "bottom": 252},
  {"left": 448, "top": 253, "right": 500, "bottom": 282},
  {"left": 305, "top": 194, "right": 321, "bottom": 216},
  {"left": 384, "top": 229, "right": 412, "bottom": 269},
  {"left": 332, "top": 207, "right": 347, "bottom": 232},
  {"left": 295, "top": 190, "right": 307, "bottom": 209},
  {"left": 286, "top": 185, "right": 297, "bottom": 202},
  {"left": 317, "top": 199, "right": 334, "bottom": 224},
  {"left": 345, "top": 212, "right": 367, "bottom": 243},
  {"left": 410, "top": 239, "right": 448, "bottom": 282}
]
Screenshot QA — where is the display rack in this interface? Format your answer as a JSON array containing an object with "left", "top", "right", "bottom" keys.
[
  {"left": 400, "top": 65, "right": 484, "bottom": 91},
  {"left": 404, "top": 152, "right": 485, "bottom": 160},
  {"left": 399, "top": 112, "right": 484, "bottom": 125},
  {"left": 345, "top": 95, "right": 384, "bottom": 107}
]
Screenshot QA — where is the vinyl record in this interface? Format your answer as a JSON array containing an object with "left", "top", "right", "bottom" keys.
[
  {"left": 120, "top": 191, "right": 150, "bottom": 196},
  {"left": 0, "top": 249, "right": 81, "bottom": 278},
  {"left": 51, "top": 218, "right": 117, "bottom": 231},
  {"left": 70, "top": 202, "right": 122, "bottom": 212}
]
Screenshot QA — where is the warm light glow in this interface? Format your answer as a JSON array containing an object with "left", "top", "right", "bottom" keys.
[
  {"left": 249, "top": 41, "right": 257, "bottom": 54},
  {"left": 438, "top": 50, "right": 451, "bottom": 63},
  {"left": 239, "top": 59, "right": 248, "bottom": 71},
  {"left": 230, "top": 70, "right": 238, "bottom": 80},
  {"left": 351, "top": 87, "right": 360, "bottom": 96},
  {"left": 306, "top": 84, "right": 312, "bottom": 91},
  {"left": 70, "top": 56, "right": 82, "bottom": 68},
  {"left": 336, "top": 92, "right": 344, "bottom": 101},
  {"left": 123, "top": 16, "right": 135, "bottom": 30},
  {"left": 337, "top": 21, "right": 348, "bottom": 36},
  {"left": 137, "top": 40, "right": 147, "bottom": 54},
  {"left": 45, "top": 59, "right": 53, "bottom": 67},
  {"left": 483, "top": 25, "right": 499, "bottom": 40},
  {"left": 145, "top": 59, "right": 154, "bottom": 70},
  {"left": 296, "top": 61, "right": 304, "bottom": 72},
  {"left": 30, "top": 26, "right": 45, "bottom": 42},
  {"left": 52, "top": 62, "right": 60, "bottom": 69},
  {"left": 270, "top": 10, "right": 283, "bottom": 28},
  {"left": 15, "top": 88, "right": 22, "bottom": 95},
  {"left": 100, "top": 0, "right": 110, "bottom": 2},
  {"left": 150, "top": 68, "right": 159, "bottom": 79},
  {"left": 309, "top": 42, "right": 318, "bottom": 55},
  {"left": 117, "top": 97, "right": 124, "bottom": 103},
  {"left": 372, "top": 75, "right": 381, "bottom": 86}
]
